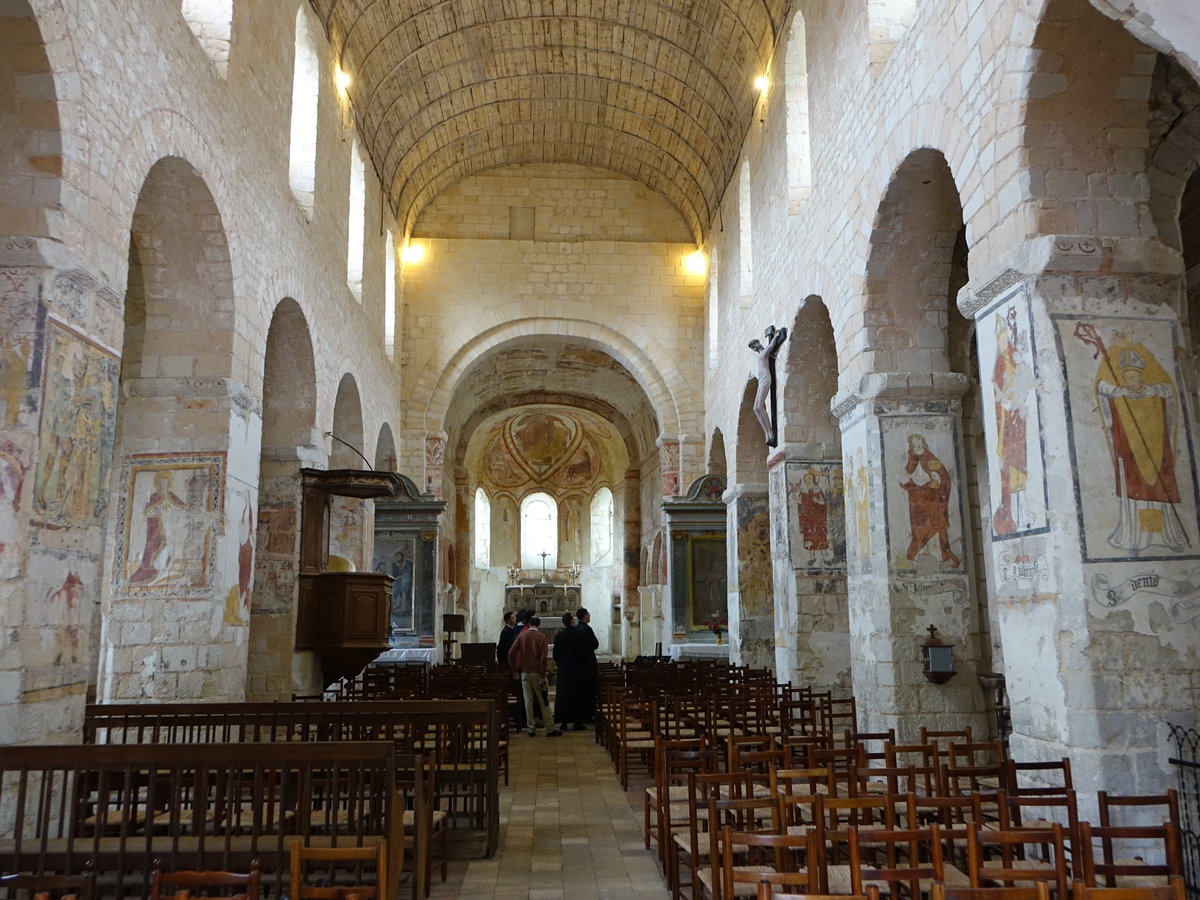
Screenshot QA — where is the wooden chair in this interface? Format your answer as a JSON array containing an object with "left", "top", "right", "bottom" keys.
[
  {"left": 931, "top": 881, "right": 1051, "bottom": 900},
  {"left": 718, "top": 825, "right": 818, "bottom": 900},
  {"left": 855, "top": 824, "right": 965, "bottom": 900},
  {"left": 699, "top": 794, "right": 784, "bottom": 898},
  {"left": 921, "top": 727, "right": 974, "bottom": 764},
  {"left": 669, "top": 771, "right": 753, "bottom": 900},
  {"left": 646, "top": 737, "right": 719, "bottom": 863},
  {"left": 1070, "top": 876, "right": 1187, "bottom": 900},
  {"left": 617, "top": 697, "right": 659, "bottom": 789},
  {"left": 149, "top": 859, "right": 262, "bottom": 900},
  {"left": 966, "top": 822, "right": 1070, "bottom": 900},
  {"left": 0, "top": 868, "right": 95, "bottom": 900},
  {"left": 774, "top": 889, "right": 882, "bottom": 900},
  {"left": 1076, "top": 821, "right": 1184, "bottom": 887},
  {"left": 289, "top": 840, "right": 388, "bottom": 900}
]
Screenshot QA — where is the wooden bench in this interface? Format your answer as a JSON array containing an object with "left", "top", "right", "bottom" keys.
[
  {"left": 84, "top": 699, "right": 500, "bottom": 858},
  {"left": 0, "top": 741, "right": 422, "bottom": 900}
]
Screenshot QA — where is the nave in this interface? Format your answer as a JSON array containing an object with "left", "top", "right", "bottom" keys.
[{"left": 434, "top": 726, "right": 668, "bottom": 899}]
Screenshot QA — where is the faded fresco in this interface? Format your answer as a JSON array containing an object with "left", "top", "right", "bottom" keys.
[
  {"left": 223, "top": 492, "right": 255, "bottom": 625},
  {"left": 735, "top": 496, "right": 773, "bottom": 614},
  {"left": 1057, "top": 316, "right": 1199, "bottom": 563},
  {"left": 0, "top": 442, "right": 25, "bottom": 579},
  {"left": 114, "top": 453, "right": 225, "bottom": 598},
  {"left": 842, "top": 420, "right": 874, "bottom": 575},
  {"left": 34, "top": 319, "right": 119, "bottom": 527},
  {"left": 785, "top": 460, "right": 846, "bottom": 571},
  {"left": 374, "top": 533, "right": 417, "bottom": 632},
  {"left": 977, "top": 287, "right": 1048, "bottom": 540},
  {"left": 882, "top": 421, "right": 963, "bottom": 573},
  {"left": 483, "top": 409, "right": 602, "bottom": 490}
]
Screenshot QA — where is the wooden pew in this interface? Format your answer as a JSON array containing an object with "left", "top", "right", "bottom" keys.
[
  {"left": 84, "top": 699, "right": 500, "bottom": 859},
  {"left": 0, "top": 742, "right": 419, "bottom": 900}
]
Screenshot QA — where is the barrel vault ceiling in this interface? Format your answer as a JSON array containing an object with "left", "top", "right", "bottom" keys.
[{"left": 309, "top": 0, "right": 792, "bottom": 241}]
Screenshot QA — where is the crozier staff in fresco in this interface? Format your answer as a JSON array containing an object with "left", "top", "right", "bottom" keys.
[
  {"left": 1091, "top": 333, "right": 1187, "bottom": 553},
  {"left": 898, "top": 433, "right": 960, "bottom": 569},
  {"left": 992, "top": 307, "right": 1033, "bottom": 534}
]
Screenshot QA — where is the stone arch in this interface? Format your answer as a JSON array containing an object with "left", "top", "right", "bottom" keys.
[
  {"left": 99, "top": 109, "right": 244, "bottom": 293},
  {"left": 330, "top": 374, "right": 366, "bottom": 468},
  {"left": 733, "top": 380, "right": 767, "bottom": 484},
  {"left": 779, "top": 296, "right": 838, "bottom": 450},
  {"left": 864, "top": 148, "right": 965, "bottom": 374},
  {"left": 1145, "top": 56, "right": 1200, "bottom": 267},
  {"left": 0, "top": 0, "right": 63, "bottom": 241},
  {"left": 708, "top": 428, "right": 727, "bottom": 478},
  {"left": 1020, "top": 0, "right": 1156, "bottom": 240},
  {"left": 247, "top": 297, "right": 317, "bottom": 700},
  {"left": 99, "top": 154, "right": 238, "bottom": 703},
  {"left": 416, "top": 315, "right": 688, "bottom": 437},
  {"left": 374, "top": 422, "right": 398, "bottom": 472}
]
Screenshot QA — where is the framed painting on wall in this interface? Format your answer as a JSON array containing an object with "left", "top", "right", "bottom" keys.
[{"left": 373, "top": 532, "right": 418, "bottom": 633}]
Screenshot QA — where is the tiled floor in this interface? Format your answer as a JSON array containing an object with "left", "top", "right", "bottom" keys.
[{"left": 428, "top": 726, "right": 669, "bottom": 899}]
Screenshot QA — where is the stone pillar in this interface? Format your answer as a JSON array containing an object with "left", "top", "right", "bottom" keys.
[
  {"left": 622, "top": 467, "right": 642, "bottom": 656},
  {"left": 247, "top": 445, "right": 323, "bottom": 700},
  {"left": 0, "top": 259, "right": 123, "bottom": 742},
  {"left": 453, "top": 465, "right": 469, "bottom": 616},
  {"left": 961, "top": 245, "right": 1199, "bottom": 794},
  {"left": 833, "top": 373, "right": 989, "bottom": 740},
  {"left": 725, "top": 484, "right": 774, "bottom": 669},
  {"left": 769, "top": 450, "right": 851, "bottom": 692},
  {"left": 98, "top": 375, "right": 261, "bottom": 703}
]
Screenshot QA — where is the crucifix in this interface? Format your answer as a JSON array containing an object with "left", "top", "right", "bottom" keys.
[{"left": 538, "top": 551, "right": 550, "bottom": 582}]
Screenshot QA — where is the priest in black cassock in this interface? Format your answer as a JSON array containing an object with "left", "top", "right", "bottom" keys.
[
  {"left": 552, "top": 612, "right": 581, "bottom": 730},
  {"left": 573, "top": 607, "right": 600, "bottom": 727}
]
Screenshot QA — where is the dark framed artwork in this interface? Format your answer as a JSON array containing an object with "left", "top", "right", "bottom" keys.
[
  {"left": 372, "top": 532, "right": 418, "bottom": 632},
  {"left": 687, "top": 535, "right": 727, "bottom": 630}
]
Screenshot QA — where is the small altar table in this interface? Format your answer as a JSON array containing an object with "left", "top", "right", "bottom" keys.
[
  {"left": 374, "top": 647, "right": 438, "bottom": 666},
  {"left": 669, "top": 643, "right": 730, "bottom": 662}
]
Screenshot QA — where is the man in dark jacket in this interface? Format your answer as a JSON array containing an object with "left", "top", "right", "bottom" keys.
[
  {"left": 572, "top": 608, "right": 600, "bottom": 728},
  {"left": 496, "top": 610, "right": 516, "bottom": 669},
  {"left": 552, "top": 612, "right": 578, "bottom": 730}
]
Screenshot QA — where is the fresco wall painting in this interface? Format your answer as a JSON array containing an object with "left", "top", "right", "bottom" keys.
[
  {"left": 113, "top": 453, "right": 225, "bottom": 598},
  {"left": 784, "top": 460, "right": 846, "bottom": 572}
]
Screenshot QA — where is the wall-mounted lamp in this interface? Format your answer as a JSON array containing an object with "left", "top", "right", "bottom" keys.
[
  {"left": 921, "top": 625, "right": 956, "bottom": 684},
  {"left": 682, "top": 249, "right": 708, "bottom": 277},
  {"left": 753, "top": 75, "right": 770, "bottom": 94},
  {"left": 335, "top": 67, "right": 352, "bottom": 91},
  {"left": 401, "top": 241, "right": 426, "bottom": 265}
]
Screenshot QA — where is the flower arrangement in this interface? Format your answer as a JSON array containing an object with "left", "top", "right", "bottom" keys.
[{"left": 703, "top": 616, "right": 726, "bottom": 638}]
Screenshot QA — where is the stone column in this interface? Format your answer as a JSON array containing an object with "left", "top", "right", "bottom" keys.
[
  {"left": 961, "top": 243, "right": 1199, "bottom": 795},
  {"left": 622, "top": 467, "right": 642, "bottom": 656},
  {"left": 833, "top": 373, "right": 989, "bottom": 740},
  {"left": 725, "top": 484, "right": 774, "bottom": 669},
  {"left": 769, "top": 449, "right": 851, "bottom": 692},
  {"left": 0, "top": 259, "right": 123, "bottom": 742},
  {"left": 98, "top": 375, "right": 261, "bottom": 703}
]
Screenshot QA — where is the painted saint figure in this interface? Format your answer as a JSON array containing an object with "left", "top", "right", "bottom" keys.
[
  {"left": 1094, "top": 336, "right": 1187, "bottom": 553},
  {"left": 376, "top": 548, "right": 414, "bottom": 630},
  {"left": 991, "top": 307, "right": 1033, "bottom": 534},
  {"left": 898, "top": 433, "right": 960, "bottom": 568},
  {"left": 748, "top": 325, "right": 788, "bottom": 446},
  {"left": 129, "top": 470, "right": 187, "bottom": 583},
  {"left": 797, "top": 469, "right": 832, "bottom": 566}
]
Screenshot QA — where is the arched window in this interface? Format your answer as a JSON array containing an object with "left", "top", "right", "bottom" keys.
[
  {"left": 706, "top": 245, "right": 720, "bottom": 370},
  {"left": 347, "top": 139, "right": 366, "bottom": 301},
  {"left": 784, "top": 11, "right": 812, "bottom": 211},
  {"left": 474, "top": 487, "right": 491, "bottom": 568},
  {"left": 181, "top": 0, "right": 232, "bottom": 76},
  {"left": 384, "top": 229, "right": 397, "bottom": 359},
  {"left": 521, "top": 492, "right": 558, "bottom": 570},
  {"left": 590, "top": 487, "right": 613, "bottom": 565},
  {"left": 288, "top": 6, "right": 320, "bottom": 218},
  {"left": 738, "top": 158, "right": 753, "bottom": 308}
]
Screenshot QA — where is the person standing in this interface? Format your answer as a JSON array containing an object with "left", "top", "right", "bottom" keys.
[
  {"left": 507, "top": 615, "right": 561, "bottom": 737},
  {"left": 573, "top": 607, "right": 600, "bottom": 729},
  {"left": 552, "top": 612, "right": 578, "bottom": 730},
  {"left": 496, "top": 610, "right": 516, "bottom": 670}
]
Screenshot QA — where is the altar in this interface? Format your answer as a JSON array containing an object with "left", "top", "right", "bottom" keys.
[
  {"left": 668, "top": 643, "right": 730, "bottom": 662},
  {"left": 504, "top": 580, "right": 581, "bottom": 638}
]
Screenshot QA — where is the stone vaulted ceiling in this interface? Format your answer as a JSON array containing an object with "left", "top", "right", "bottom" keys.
[{"left": 309, "top": 0, "right": 791, "bottom": 241}]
